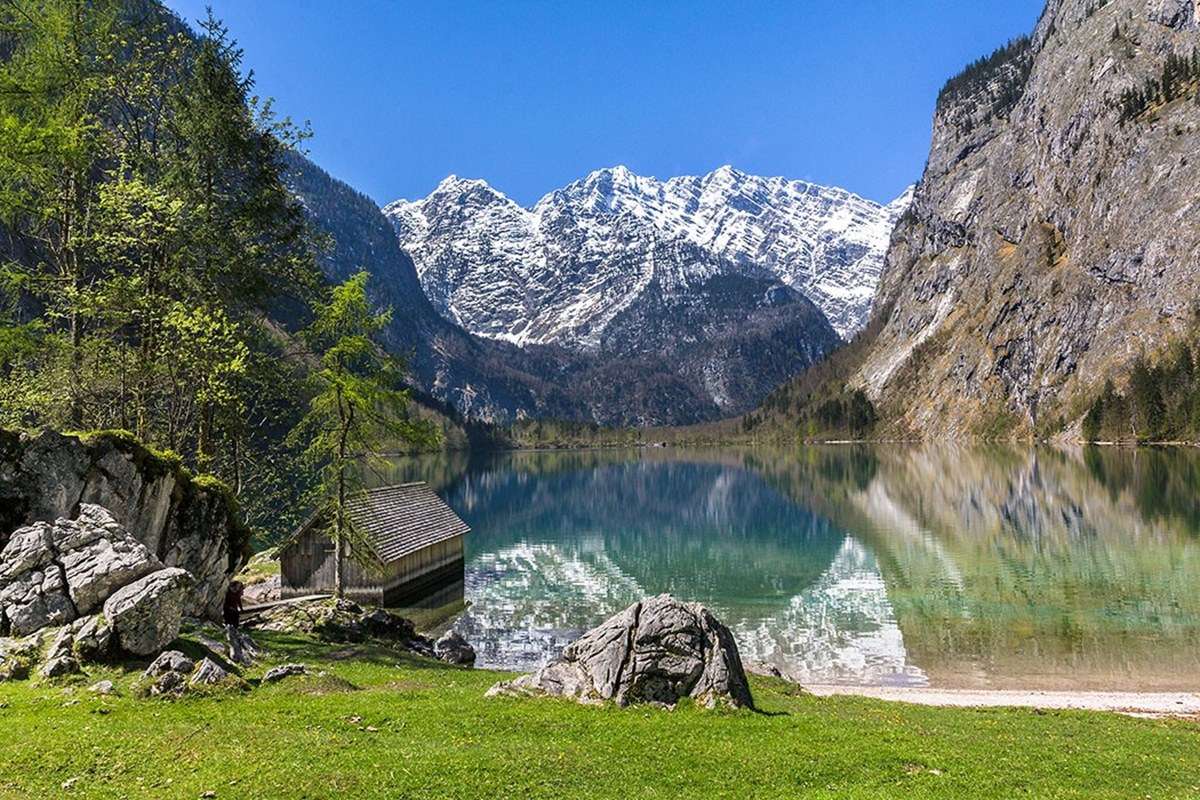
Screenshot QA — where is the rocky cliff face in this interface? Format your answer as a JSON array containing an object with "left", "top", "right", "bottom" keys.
[
  {"left": 0, "top": 430, "right": 249, "bottom": 619},
  {"left": 855, "top": 0, "right": 1200, "bottom": 436}
]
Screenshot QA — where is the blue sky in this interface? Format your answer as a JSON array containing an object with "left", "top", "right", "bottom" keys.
[{"left": 164, "top": 1, "right": 1044, "bottom": 207}]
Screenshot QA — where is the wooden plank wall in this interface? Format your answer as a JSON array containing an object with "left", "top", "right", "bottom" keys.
[{"left": 281, "top": 530, "right": 465, "bottom": 607}]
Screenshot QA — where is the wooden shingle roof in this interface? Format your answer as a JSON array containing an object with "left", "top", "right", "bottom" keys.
[{"left": 344, "top": 482, "right": 470, "bottom": 563}]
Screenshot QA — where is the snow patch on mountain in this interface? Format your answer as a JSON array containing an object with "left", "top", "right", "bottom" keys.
[{"left": 384, "top": 166, "right": 911, "bottom": 345}]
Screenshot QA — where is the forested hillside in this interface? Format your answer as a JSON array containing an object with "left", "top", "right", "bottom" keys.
[
  {"left": 726, "top": 0, "right": 1200, "bottom": 444},
  {"left": 0, "top": 1, "right": 438, "bottom": 539}
]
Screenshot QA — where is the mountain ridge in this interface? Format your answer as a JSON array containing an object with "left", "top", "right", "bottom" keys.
[
  {"left": 384, "top": 165, "right": 910, "bottom": 344},
  {"left": 289, "top": 156, "right": 840, "bottom": 425}
]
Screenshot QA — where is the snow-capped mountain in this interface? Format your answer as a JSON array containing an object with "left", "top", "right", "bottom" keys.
[{"left": 384, "top": 165, "right": 911, "bottom": 344}]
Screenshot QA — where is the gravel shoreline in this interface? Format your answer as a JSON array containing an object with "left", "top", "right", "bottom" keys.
[{"left": 804, "top": 686, "right": 1200, "bottom": 718}]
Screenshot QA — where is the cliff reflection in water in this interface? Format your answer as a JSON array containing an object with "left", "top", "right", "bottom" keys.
[{"left": 391, "top": 445, "right": 1200, "bottom": 690}]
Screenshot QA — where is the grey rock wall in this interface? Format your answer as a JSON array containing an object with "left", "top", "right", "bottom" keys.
[
  {"left": 855, "top": 0, "right": 1200, "bottom": 436},
  {"left": 0, "top": 430, "right": 249, "bottom": 619}
]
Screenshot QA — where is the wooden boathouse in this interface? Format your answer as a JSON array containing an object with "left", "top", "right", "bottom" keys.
[{"left": 280, "top": 482, "right": 470, "bottom": 607}]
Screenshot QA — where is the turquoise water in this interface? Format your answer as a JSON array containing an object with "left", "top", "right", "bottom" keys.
[{"left": 385, "top": 446, "right": 1200, "bottom": 690}]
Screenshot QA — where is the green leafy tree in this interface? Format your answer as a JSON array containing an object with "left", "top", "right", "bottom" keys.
[
  {"left": 291, "top": 272, "right": 436, "bottom": 596},
  {"left": 0, "top": 1, "right": 325, "bottom": 542},
  {"left": 0, "top": 0, "right": 127, "bottom": 424},
  {"left": 160, "top": 302, "right": 249, "bottom": 468}
]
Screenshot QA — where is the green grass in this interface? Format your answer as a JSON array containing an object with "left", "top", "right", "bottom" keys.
[
  {"left": 237, "top": 549, "right": 280, "bottom": 586},
  {"left": 1, "top": 632, "right": 1199, "bottom": 799}
]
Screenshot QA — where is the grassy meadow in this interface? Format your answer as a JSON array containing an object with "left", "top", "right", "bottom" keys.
[{"left": 1, "top": 631, "right": 1198, "bottom": 799}]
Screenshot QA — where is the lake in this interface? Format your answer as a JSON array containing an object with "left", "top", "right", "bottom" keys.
[{"left": 381, "top": 445, "right": 1200, "bottom": 691}]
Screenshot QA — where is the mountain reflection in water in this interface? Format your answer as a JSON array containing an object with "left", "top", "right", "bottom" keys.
[{"left": 382, "top": 445, "right": 1200, "bottom": 690}]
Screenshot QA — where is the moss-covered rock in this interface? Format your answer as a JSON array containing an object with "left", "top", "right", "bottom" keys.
[{"left": 0, "top": 428, "right": 250, "bottom": 620}]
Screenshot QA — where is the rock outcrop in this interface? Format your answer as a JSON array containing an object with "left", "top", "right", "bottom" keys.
[
  {"left": 488, "top": 594, "right": 753, "bottom": 709},
  {"left": 0, "top": 505, "right": 164, "bottom": 636},
  {"left": 851, "top": 0, "right": 1200, "bottom": 436},
  {"left": 254, "top": 598, "right": 435, "bottom": 656},
  {"left": 102, "top": 567, "right": 192, "bottom": 656},
  {"left": 0, "top": 504, "right": 194, "bottom": 657},
  {"left": 0, "top": 429, "right": 249, "bottom": 619},
  {"left": 434, "top": 630, "right": 476, "bottom": 666}
]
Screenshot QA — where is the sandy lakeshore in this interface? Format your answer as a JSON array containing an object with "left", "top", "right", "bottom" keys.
[{"left": 804, "top": 686, "right": 1200, "bottom": 718}]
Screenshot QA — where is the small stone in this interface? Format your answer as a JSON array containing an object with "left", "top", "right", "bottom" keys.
[
  {"left": 150, "top": 670, "right": 184, "bottom": 697},
  {"left": 144, "top": 650, "right": 195, "bottom": 678},
  {"left": 262, "top": 663, "right": 306, "bottom": 684},
  {"left": 72, "top": 614, "right": 114, "bottom": 662},
  {"left": 89, "top": 680, "right": 115, "bottom": 695},
  {"left": 40, "top": 655, "right": 81, "bottom": 678},
  {"left": 189, "top": 658, "right": 230, "bottom": 687},
  {"left": 46, "top": 627, "right": 76, "bottom": 662},
  {"left": 434, "top": 631, "right": 476, "bottom": 667}
]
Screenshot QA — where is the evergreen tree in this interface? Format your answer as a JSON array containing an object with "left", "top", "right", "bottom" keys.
[
  {"left": 1129, "top": 355, "right": 1165, "bottom": 441},
  {"left": 1083, "top": 383, "right": 1107, "bottom": 442},
  {"left": 290, "top": 272, "right": 435, "bottom": 597}
]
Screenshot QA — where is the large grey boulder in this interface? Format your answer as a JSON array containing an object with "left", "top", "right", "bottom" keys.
[
  {"left": 488, "top": 594, "right": 753, "bottom": 709},
  {"left": 58, "top": 505, "right": 164, "bottom": 612},
  {"left": 0, "top": 430, "right": 249, "bottom": 621},
  {"left": 103, "top": 568, "right": 192, "bottom": 656},
  {"left": 0, "top": 527, "right": 76, "bottom": 635},
  {"left": 0, "top": 505, "right": 164, "bottom": 636}
]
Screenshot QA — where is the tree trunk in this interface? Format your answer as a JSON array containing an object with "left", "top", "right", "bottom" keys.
[
  {"left": 334, "top": 384, "right": 348, "bottom": 599},
  {"left": 65, "top": 186, "right": 84, "bottom": 429},
  {"left": 69, "top": 302, "right": 83, "bottom": 427},
  {"left": 197, "top": 401, "right": 213, "bottom": 473},
  {"left": 334, "top": 536, "right": 344, "bottom": 600}
]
